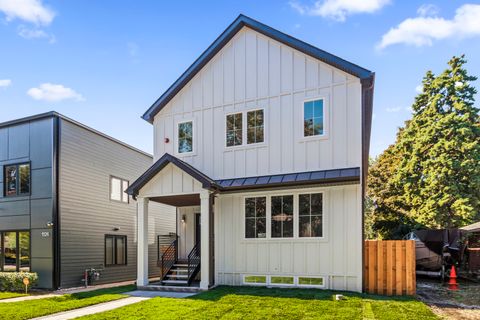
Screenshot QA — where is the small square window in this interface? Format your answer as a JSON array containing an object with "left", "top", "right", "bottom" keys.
[{"left": 110, "top": 177, "right": 129, "bottom": 203}]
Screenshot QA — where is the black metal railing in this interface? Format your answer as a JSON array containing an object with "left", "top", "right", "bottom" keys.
[
  {"left": 187, "top": 242, "right": 201, "bottom": 285},
  {"left": 159, "top": 238, "right": 177, "bottom": 279}
]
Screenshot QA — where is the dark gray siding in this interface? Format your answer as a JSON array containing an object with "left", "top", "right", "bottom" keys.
[
  {"left": 58, "top": 119, "right": 175, "bottom": 288},
  {"left": 0, "top": 118, "right": 55, "bottom": 288}
]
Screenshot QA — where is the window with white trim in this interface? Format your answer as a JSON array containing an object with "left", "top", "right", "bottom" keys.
[
  {"left": 303, "top": 99, "right": 324, "bottom": 137},
  {"left": 299, "top": 193, "right": 323, "bottom": 237},
  {"left": 226, "top": 113, "right": 243, "bottom": 147},
  {"left": 110, "top": 176, "right": 129, "bottom": 203},
  {"left": 245, "top": 197, "right": 266, "bottom": 238},
  {"left": 178, "top": 121, "right": 193, "bottom": 153},
  {"left": 271, "top": 195, "right": 294, "bottom": 238},
  {"left": 246, "top": 109, "right": 264, "bottom": 144}
]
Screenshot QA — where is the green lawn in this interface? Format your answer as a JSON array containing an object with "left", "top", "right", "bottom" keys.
[
  {"left": 0, "top": 292, "right": 26, "bottom": 300},
  {"left": 0, "top": 285, "right": 135, "bottom": 320},
  {"left": 79, "top": 286, "right": 438, "bottom": 320}
]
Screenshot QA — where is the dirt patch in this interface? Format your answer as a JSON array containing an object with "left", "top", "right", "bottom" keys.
[{"left": 417, "top": 278, "right": 480, "bottom": 319}]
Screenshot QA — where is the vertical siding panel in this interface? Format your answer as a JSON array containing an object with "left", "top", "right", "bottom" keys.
[
  {"left": 293, "top": 52, "right": 306, "bottom": 91},
  {"left": 223, "top": 43, "right": 234, "bottom": 104},
  {"left": 268, "top": 41, "right": 280, "bottom": 97},
  {"left": 245, "top": 30, "right": 257, "bottom": 100},
  {"left": 347, "top": 81, "right": 361, "bottom": 167},
  {"left": 234, "top": 32, "right": 246, "bottom": 102},
  {"left": 269, "top": 97, "right": 281, "bottom": 173},
  {"left": 306, "top": 58, "right": 319, "bottom": 89},
  {"left": 257, "top": 35, "right": 269, "bottom": 98},
  {"left": 202, "top": 65, "right": 213, "bottom": 108},
  {"left": 281, "top": 95, "right": 294, "bottom": 172},
  {"left": 213, "top": 56, "right": 224, "bottom": 106},
  {"left": 281, "top": 46, "right": 293, "bottom": 93},
  {"left": 332, "top": 84, "right": 347, "bottom": 168},
  {"left": 183, "top": 85, "right": 193, "bottom": 112}
]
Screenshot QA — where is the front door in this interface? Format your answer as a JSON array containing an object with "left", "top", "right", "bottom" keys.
[{"left": 195, "top": 213, "right": 201, "bottom": 246}]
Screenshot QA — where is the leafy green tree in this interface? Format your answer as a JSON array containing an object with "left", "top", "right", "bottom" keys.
[{"left": 367, "top": 55, "right": 480, "bottom": 237}]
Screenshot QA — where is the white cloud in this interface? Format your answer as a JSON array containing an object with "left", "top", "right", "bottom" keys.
[
  {"left": 289, "top": 0, "right": 390, "bottom": 22},
  {"left": 386, "top": 106, "right": 401, "bottom": 113},
  {"left": 417, "top": 4, "right": 439, "bottom": 17},
  {"left": 0, "top": 0, "right": 55, "bottom": 25},
  {"left": 18, "top": 25, "right": 55, "bottom": 43},
  {"left": 27, "top": 83, "right": 84, "bottom": 102},
  {"left": 0, "top": 79, "right": 12, "bottom": 88},
  {"left": 377, "top": 4, "right": 480, "bottom": 49}
]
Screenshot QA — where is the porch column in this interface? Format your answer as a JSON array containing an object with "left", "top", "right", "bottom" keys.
[
  {"left": 137, "top": 197, "right": 149, "bottom": 286},
  {"left": 200, "top": 190, "right": 210, "bottom": 289}
]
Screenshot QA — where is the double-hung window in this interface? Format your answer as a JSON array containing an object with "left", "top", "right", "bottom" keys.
[
  {"left": 246, "top": 109, "right": 264, "bottom": 144},
  {"left": 105, "top": 235, "right": 127, "bottom": 266},
  {"left": 271, "top": 195, "right": 294, "bottom": 238},
  {"left": 110, "top": 176, "right": 129, "bottom": 203},
  {"left": 299, "top": 193, "right": 323, "bottom": 237},
  {"left": 226, "top": 113, "right": 243, "bottom": 147},
  {"left": 4, "top": 163, "right": 30, "bottom": 197},
  {"left": 178, "top": 121, "right": 194, "bottom": 154},
  {"left": 245, "top": 197, "right": 266, "bottom": 238},
  {"left": 303, "top": 99, "right": 324, "bottom": 137}
]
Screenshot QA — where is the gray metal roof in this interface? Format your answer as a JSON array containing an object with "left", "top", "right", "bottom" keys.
[{"left": 142, "top": 14, "right": 374, "bottom": 123}]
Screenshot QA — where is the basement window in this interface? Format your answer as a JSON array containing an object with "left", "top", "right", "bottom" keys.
[
  {"left": 105, "top": 235, "right": 127, "bottom": 266},
  {"left": 298, "top": 277, "right": 324, "bottom": 287},
  {"left": 243, "top": 275, "right": 267, "bottom": 285},
  {"left": 270, "top": 276, "right": 294, "bottom": 285}
]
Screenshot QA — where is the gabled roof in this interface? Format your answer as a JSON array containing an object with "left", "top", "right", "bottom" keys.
[
  {"left": 142, "top": 14, "right": 374, "bottom": 123},
  {"left": 126, "top": 153, "right": 360, "bottom": 198},
  {"left": 126, "top": 153, "right": 220, "bottom": 198}
]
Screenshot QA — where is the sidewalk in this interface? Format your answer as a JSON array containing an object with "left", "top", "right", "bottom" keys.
[{"left": 0, "top": 293, "right": 61, "bottom": 303}]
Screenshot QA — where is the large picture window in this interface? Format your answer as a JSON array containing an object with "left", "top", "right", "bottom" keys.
[
  {"left": 178, "top": 121, "right": 193, "bottom": 153},
  {"left": 299, "top": 193, "right": 323, "bottom": 237},
  {"left": 4, "top": 163, "right": 30, "bottom": 197},
  {"left": 226, "top": 113, "right": 243, "bottom": 147},
  {"left": 105, "top": 235, "right": 127, "bottom": 266},
  {"left": 245, "top": 197, "right": 266, "bottom": 238},
  {"left": 0, "top": 231, "right": 30, "bottom": 272},
  {"left": 247, "top": 109, "right": 264, "bottom": 144},
  {"left": 303, "top": 99, "right": 324, "bottom": 137},
  {"left": 271, "top": 195, "right": 294, "bottom": 238},
  {"left": 110, "top": 176, "right": 129, "bottom": 203}
]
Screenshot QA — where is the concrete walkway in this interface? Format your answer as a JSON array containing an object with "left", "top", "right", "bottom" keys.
[
  {"left": 0, "top": 293, "right": 61, "bottom": 303},
  {"left": 32, "top": 296, "right": 149, "bottom": 320},
  {"left": 125, "top": 290, "right": 196, "bottom": 298}
]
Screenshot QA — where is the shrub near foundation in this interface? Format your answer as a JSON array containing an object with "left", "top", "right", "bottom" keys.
[{"left": 0, "top": 272, "right": 38, "bottom": 292}]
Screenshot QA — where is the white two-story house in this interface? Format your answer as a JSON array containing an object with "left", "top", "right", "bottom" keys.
[{"left": 127, "top": 14, "right": 374, "bottom": 292}]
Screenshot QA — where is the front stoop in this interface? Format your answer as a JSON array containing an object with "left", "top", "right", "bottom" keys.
[{"left": 137, "top": 284, "right": 204, "bottom": 293}]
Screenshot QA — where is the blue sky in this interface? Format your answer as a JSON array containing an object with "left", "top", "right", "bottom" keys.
[{"left": 0, "top": 0, "right": 479, "bottom": 157}]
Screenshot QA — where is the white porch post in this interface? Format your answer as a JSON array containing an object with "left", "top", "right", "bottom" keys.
[
  {"left": 200, "top": 190, "right": 210, "bottom": 289},
  {"left": 137, "top": 197, "right": 149, "bottom": 286}
]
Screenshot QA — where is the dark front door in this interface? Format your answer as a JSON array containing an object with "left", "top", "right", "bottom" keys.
[{"left": 195, "top": 213, "right": 201, "bottom": 246}]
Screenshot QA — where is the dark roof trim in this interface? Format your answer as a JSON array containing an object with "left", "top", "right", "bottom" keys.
[
  {"left": 216, "top": 167, "right": 360, "bottom": 191},
  {"left": 127, "top": 152, "right": 360, "bottom": 197},
  {"left": 142, "top": 14, "right": 374, "bottom": 123},
  {"left": 126, "top": 153, "right": 221, "bottom": 198},
  {"left": 0, "top": 111, "right": 152, "bottom": 158}
]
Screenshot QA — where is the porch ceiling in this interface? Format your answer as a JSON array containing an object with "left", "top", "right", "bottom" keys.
[{"left": 150, "top": 194, "right": 200, "bottom": 207}]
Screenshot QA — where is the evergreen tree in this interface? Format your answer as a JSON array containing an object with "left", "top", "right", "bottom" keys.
[{"left": 367, "top": 55, "right": 480, "bottom": 237}]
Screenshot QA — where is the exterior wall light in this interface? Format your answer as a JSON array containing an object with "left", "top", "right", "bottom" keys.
[
  {"left": 46, "top": 221, "right": 54, "bottom": 228},
  {"left": 181, "top": 215, "right": 186, "bottom": 223},
  {"left": 113, "top": 227, "right": 120, "bottom": 231}
]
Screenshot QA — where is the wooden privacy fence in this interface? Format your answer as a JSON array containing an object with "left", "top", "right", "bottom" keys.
[{"left": 364, "top": 240, "right": 416, "bottom": 295}]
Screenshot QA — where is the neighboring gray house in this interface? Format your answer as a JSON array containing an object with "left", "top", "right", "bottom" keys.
[{"left": 0, "top": 112, "right": 175, "bottom": 289}]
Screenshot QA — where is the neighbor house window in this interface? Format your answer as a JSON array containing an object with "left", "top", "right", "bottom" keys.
[
  {"left": 299, "top": 193, "right": 323, "bottom": 237},
  {"left": 245, "top": 197, "right": 266, "bottom": 238},
  {"left": 105, "top": 235, "right": 127, "bottom": 266},
  {"left": 178, "top": 121, "right": 193, "bottom": 153},
  {"left": 4, "top": 163, "right": 30, "bottom": 197},
  {"left": 247, "top": 109, "right": 264, "bottom": 144},
  {"left": 226, "top": 113, "right": 243, "bottom": 147},
  {"left": 271, "top": 195, "right": 294, "bottom": 238},
  {"left": 304, "top": 99, "right": 324, "bottom": 137},
  {"left": 110, "top": 177, "right": 129, "bottom": 203},
  {"left": 0, "top": 231, "right": 30, "bottom": 272}
]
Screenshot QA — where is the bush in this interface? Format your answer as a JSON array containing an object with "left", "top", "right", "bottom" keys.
[{"left": 0, "top": 272, "right": 38, "bottom": 292}]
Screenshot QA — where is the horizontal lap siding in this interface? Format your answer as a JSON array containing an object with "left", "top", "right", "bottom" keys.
[
  {"left": 59, "top": 120, "right": 175, "bottom": 288},
  {"left": 153, "top": 27, "right": 362, "bottom": 180},
  {"left": 215, "top": 184, "right": 362, "bottom": 292}
]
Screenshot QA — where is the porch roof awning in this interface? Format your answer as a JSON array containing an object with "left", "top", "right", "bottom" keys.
[{"left": 127, "top": 153, "right": 360, "bottom": 198}]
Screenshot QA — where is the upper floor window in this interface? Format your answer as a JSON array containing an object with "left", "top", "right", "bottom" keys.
[
  {"left": 226, "top": 113, "right": 243, "bottom": 147},
  {"left": 304, "top": 99, "right": 324, "bottom": 137},
  {"left": 245, "top": 197, "right": 266, "bottom": 238},
  {"left": 299, "top": 193, "right": 323, "bottom": 237},
  {"left": 4, "top": 163, "right": 30, "bottom": 197},
  {"left": 110, "top": 176, "right": 129, "bottom": 203},
  {"left": 178, "top": 121, "right": 193, "bottom": 153},
  {"left": 247, "top": 109, "right": 264, "bottom": 144},
  {"left": 271, "top": 195, "right": 294, "bottom": 238}
]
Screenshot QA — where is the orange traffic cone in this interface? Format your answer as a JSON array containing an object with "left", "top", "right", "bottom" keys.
[{"left": 448, "top": 266, "right": 459, "bottom": 290}]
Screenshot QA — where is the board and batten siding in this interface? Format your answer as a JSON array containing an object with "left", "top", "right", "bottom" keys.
[
  {"left": 58, "top": 119, "right": 175, "bottom": 287},
  {"left": 215, "top": 184, "right": 362, "bottom": 292},
  {"left": 153, "top": 27, "right": 362, "bottom": 179}
]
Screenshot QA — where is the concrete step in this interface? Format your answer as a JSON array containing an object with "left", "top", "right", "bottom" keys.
[
  {"left": 162, "top": 279, "right": 189, "bottom": 285},
  {"left": 137, "top": 284, "right": 203, "bottom": 293},
  {"left": 170, "top": 268, "right": 188, "bottom": 273},
  {"left": 173, "top": 264, "right": 188, "bottom": 267},
  {"left": 166, "top": 274, "right": 188, "bottom": 279}
]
